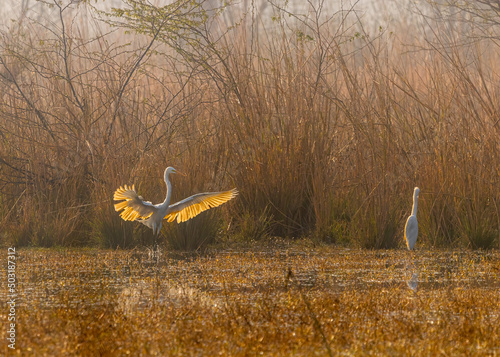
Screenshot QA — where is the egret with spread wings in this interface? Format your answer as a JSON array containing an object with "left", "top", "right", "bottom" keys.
[{"left": 114, "top": 167, "right": 238, "bottom": 235}]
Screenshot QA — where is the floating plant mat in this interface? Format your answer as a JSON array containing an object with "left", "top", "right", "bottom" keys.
[{"left": 1, "top": 247, "right": 499, "bottom": 356}]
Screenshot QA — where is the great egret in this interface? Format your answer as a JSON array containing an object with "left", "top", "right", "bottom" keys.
[
  {"left": 113, "top": 167, "right": 238, "bottom": 235},
  {"left": 404, "top": 187, "right": 420, "bottom": 250},
  {"left": 404, "top": 187, "right": 419, "bottom": 291}
]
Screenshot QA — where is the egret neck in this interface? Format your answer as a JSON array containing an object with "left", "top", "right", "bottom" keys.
[
  {"left": 412, "top": 188, "right": 419, "bottom": 217},
  {"left": 160, "top": 169, "right": 173, "bottom": 210}
]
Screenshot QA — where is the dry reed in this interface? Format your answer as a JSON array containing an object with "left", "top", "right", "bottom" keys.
[{"left": 0, "top": 0, "right": 498, "bottom": 249}]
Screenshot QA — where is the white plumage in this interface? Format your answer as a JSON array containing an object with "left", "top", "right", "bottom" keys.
[{"left": 404, "top": 187, "right": 420, "bottom": 250}]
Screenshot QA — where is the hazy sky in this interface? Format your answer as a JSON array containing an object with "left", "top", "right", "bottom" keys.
[{"left": 0, "top": 0, "right": 417, "bottom": 33}]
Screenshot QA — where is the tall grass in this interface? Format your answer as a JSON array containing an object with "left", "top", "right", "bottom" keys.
[{"left": 0, "top": 1, "right": 498, "bottom": 249}]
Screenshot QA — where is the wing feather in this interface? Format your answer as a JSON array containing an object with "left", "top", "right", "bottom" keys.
[
  {"left": 164, "top": 188, "right": 238, "bottom": 223},
  {"left": 404, "top": 215, "right": 418, "bottom": 250},
  {"left": 113, "top": 185, "right": 156, "bottom": 221}
]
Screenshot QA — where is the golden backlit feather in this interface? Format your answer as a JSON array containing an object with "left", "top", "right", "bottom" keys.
[
  {"left": 113, "top": 185, "right": 155, "bottom": 221},
  {"left": 165, "top": 189, "right": 238, "bottom": 223}
]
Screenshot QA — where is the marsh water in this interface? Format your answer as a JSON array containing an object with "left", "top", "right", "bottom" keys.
[
  {"left": 2, "top": 246, "right": 500, "bottom": 355},
  {"left": 7, "top": 247, "right": 499, "bottom": 311}
]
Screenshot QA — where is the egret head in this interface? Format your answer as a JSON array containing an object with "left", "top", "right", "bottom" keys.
[
  {"left": 414, "top": 187, "right": 420, "bottom": 196},
  {"left": 165, "top": 166, "right": 177, "bottom": 174},
  {"left": 164, "top": 166, "right": 177, "bottom": 180}
]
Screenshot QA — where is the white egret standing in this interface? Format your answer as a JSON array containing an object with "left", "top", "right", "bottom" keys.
[
  {"left": 113, "top": 167, "right": 238, "bottom": 237},
  {"left": 404, "top": 187, "right": 419, "bottom": 291},
  {"left": 404, "top": 187, "right": 419, "bottom": 250}
]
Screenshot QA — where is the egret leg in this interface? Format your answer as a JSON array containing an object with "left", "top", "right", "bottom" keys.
[
  {"left": 405, "top": 250, "right": 411, "bottom": 280},
  {"left": 153, "top": 234, "right": 160, "bottom": 265},
  {"left": 406, "top": 250, "right": 418, "bottom": 291}
]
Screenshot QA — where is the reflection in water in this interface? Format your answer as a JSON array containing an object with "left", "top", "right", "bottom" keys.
[
  {"left": 147, "top": 245, "right": 163, "bottom": 263},
  {"left": 406, "top": 251, "right": 418, "bottom": 291},
  {"left": 407, "top": 271, "right": 418, "bottom": 291}
]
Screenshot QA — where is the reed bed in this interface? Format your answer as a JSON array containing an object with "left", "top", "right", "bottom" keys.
[{"left": 0, "top": 0, "right": 498, "bottom": 249}]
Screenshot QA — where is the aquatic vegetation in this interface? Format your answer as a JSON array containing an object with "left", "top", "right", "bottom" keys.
[{"left": 1, "top": 246, "right": 499, "bottom": 355}]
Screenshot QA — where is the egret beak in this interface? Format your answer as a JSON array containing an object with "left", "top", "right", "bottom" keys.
[{"left": 175, "top": 170, "right": 186, "bottom": 176}]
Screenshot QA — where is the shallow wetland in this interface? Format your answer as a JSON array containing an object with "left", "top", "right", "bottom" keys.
[{"left": 1, "top": 244, "right": 499, "bottom": 356}]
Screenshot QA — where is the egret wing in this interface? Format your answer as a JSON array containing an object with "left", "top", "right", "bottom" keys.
[
  {"left": 113, "top": 185, "right": 156, "bottom": 221},
  {"left": 164, "top": 188, "right": 238, "bottom": 223},
  {"left": 404, "top": 215, "right": 418, "bottom": 250}
]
